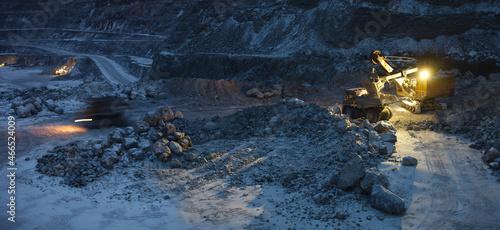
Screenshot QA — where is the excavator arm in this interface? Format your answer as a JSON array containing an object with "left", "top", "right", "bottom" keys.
[{"left": 364, "top": 50, "right": 420, "bottom": 102}]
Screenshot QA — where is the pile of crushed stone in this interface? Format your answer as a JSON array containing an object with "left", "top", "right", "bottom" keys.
[{"left": 37, "top": 99, "right": 406, "bottom": 214}]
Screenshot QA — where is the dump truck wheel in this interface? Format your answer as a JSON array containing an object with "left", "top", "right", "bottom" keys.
[
  {"left": 380, "top": 107, "right": 393, "bottom": 121},
  {"left": 387, "top": 107, "right": 393, "bottom": 120},
  {"left": 379, "top": 109, "right": 389, "bottom": 121},
  {"left": 365, "top": 109, "right": 379, "bottom": 123},
  {"left": 343, "top": 106, "right": 355, "bottom": 119}
]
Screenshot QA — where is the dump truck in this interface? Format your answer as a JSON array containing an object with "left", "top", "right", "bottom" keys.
[
  {"left": 342, "top": 88, "right": 393, "bottom": 123},
  {"left": 75, "top": 96, "right": 132, "bottom": 127},
  {"left": 342, "top": 50, "right": 456, "bottom": 122}
]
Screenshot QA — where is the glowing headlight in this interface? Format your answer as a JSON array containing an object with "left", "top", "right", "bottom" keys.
[
  {"left": 419, "top": 70, "right": 430, "bottom": 80},
  {"left": 75, "top": 119, "right": 93, "bottom": 123}
]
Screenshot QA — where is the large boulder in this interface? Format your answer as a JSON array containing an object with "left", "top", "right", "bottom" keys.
[
  {"left": 134, "top": 120, "right": 150, "bottom": 133},
  {"left": 152, "top": 139, "right": 170, "bottom": 156},
  {"left": 336, "top": 119, "right": 351, "bottom": 133},
  {"left": 360, "top": 168, "right": 390, "bottom": 194},
  {"left": 163, "top": 122, "right": 177, "bottom": 135},
  {"left": 124, "top": 138, "right": 139, "bottom": 150},
  {"left": 158, "top": 152, "right": 171, "bottom": 162},
  {"left": 141, "top": 106, "right": 175, "bottom": 127},
  {"left": 370, "top": 184, "right": 405, "bottom": 214},
  {"left": 204, "top": 121, "right": 219, "bottom": 132},
  {"left": 402, "top": 156, "right": 418, "bottom": 166},
  {"left": 337, "top": 156, "right": 365, "bottom": 190},
  {"left": 178, "top": 137, "right": 193, "bottom": 149},
  {"left": 137, "top": 139, "right": 151, "bottom": 151},
  {"left": 101, "top": 156, "right": 120, "bottom": 170},
  {"left": 484, "top": 147, "right": 500, "bottom": 163},
  {"left": 169, "top": 141, "right": 183, "bottom": 155},
  {"left": 108, "top": 128, "right": 125, "bottom": 144},
  {"left": 128, "top": 148, "right": 146, "bottom": 160},
  {"left": 447, "top": 114, "right": 465, "bottom": 129},
  {"left": 380, "top": 133, "right": 397, "bottom": 143},
  {"left": 373, "top": 121, "right": 396, "bottom": 134},
  {"left": 360, "top": 119, "right": 374, "bottom": 131},
  {"left": 15, "top": 105, "right": 33, "bottom": 118}
]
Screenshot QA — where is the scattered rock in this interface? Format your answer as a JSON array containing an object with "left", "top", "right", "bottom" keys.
[
  {"left": 134, "top": 120, "right": 150, "bottom": 133},
  {"left": 15, "top": 105, "right": 33, "bottom": 118},
  {"left": 129, "top": 148, "right": 146, "bottom": 160},
  {"left": 163, "top": 122, "right": 176, "bottom": 135},
  {"left": 101, "top": 156, "right": 119, "bottom": 170},
  {"left": 173, "top": 132, "right": 185, "bottom": 140},
  {"left": 447, "top": 114, "right": 465, "bottom": 129},
  {"left": 169, "top": 141, "right": 183, "bottom": 155},
  {"left": 337, "top": 156, "right": 365, "bottom": 190},
  {"left": 158, "top": 152, "right": 171, "bottom": 162},
  {"left": 402, "top": 156, "right": 418, "bottom": 166},
  {"left": 373, "top": 121, "right": 396, "bottom": 134},
  {"left": 360, "top": 168, "right": 390, "bottom": 194},
  {"left": 204, "top": 121, "right": 219, "bottom": 132},
  {"left": 380, "top": 133, "right": 397, "bottom": 143},
  {"left": 171, "top": 159, "right": 182, "bottom": 168},
  {"left": 108, "top": 128, "right": 125, "bottom": 144},
  {"left": 246, "top": 88, "right": 261, "bottom": 97},
  {"left": 370, "top": 184, "right": 405, "bottom": 214},
  {"left": 142, "top": 106, "right": 175, "bottom": 126},
  {"left": 178, "top": 137, "right": 193, "bottom": 149},
  {"left": 184, "top": 153, "right": 197, "bottom": 161},
  {"left": 152, "top": 139, "right": 170, "bottom": 156},
  {"left": 124, "top": 138, "right": 139, "bottom": 150},
  {"left": 484, "top": 147, "right": 500, "bottom": 163}
]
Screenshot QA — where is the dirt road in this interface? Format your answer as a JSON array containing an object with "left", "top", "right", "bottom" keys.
[
  {"left": 21, "top": 45, "right": 139, "bottom": 84},
  {"left": 383, "top": 105, "right": 500, "bottom": 229}
]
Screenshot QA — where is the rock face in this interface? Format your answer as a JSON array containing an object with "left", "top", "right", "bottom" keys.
[
  {"left": 360, "top": 168, "right": 390, "bottom": 194},
  {"left": 337, "top": 157, "right": 365, "bottom": 190},
  {"left": 402, "top": 156, "right": 418, "bottom": 166},
  {"left": 370, "top": 184, "right": 405, "bottom": 214}
]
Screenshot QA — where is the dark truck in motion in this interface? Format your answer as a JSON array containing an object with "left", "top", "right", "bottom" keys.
[{"left": 75, "top": 96, "right": 133, "bottom": 127}]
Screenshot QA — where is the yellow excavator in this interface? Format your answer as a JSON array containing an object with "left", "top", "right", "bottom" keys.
[{"left": 342, "top": 50, "right": 456, "bottom": 122}]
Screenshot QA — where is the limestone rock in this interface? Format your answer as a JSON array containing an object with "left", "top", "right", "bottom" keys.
[
  {"left": 484, "top": 147, "right": 500, "bottom": 163},
  {"left": 373, "top": 121, "right": 396, "bottom": 134},
  {"left": 360, "top": 168, "right": 389, "bottom": 194},
  {"left": 134, "top": 120, "right": 150, "bottom": 133},
  {"left": 337, "top": 156, "right": 365, "bottom": 190},
  {"left": 402, "top": 156, "right": 418, "bottom": 166},
  {"left": 370, "top": 184, "right": 405, "bottom": 214},
  {"left": 152, "top": 139, "right": 170, "bottom": 156},
  {"left": 169, "top": 141, "right": 183, "bottom": 155}
]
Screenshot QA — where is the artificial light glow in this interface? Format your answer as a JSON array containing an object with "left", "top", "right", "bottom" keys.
[
  {"left": 419, "top": 70, "right": 430, "bottom": 80},
  {"left": 75, "top": 119, "right": 93, "bottom": 123},
  {"left": 55, "top": 67, "right": 68, "bottom": 75},
  {"left": 0, "top": 63, "right": 5, "bottom": 67}
]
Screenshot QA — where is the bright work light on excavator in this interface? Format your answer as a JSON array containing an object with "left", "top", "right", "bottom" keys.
[{"left": 419, "top": 70, "right": 430, "bottom": 80}]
